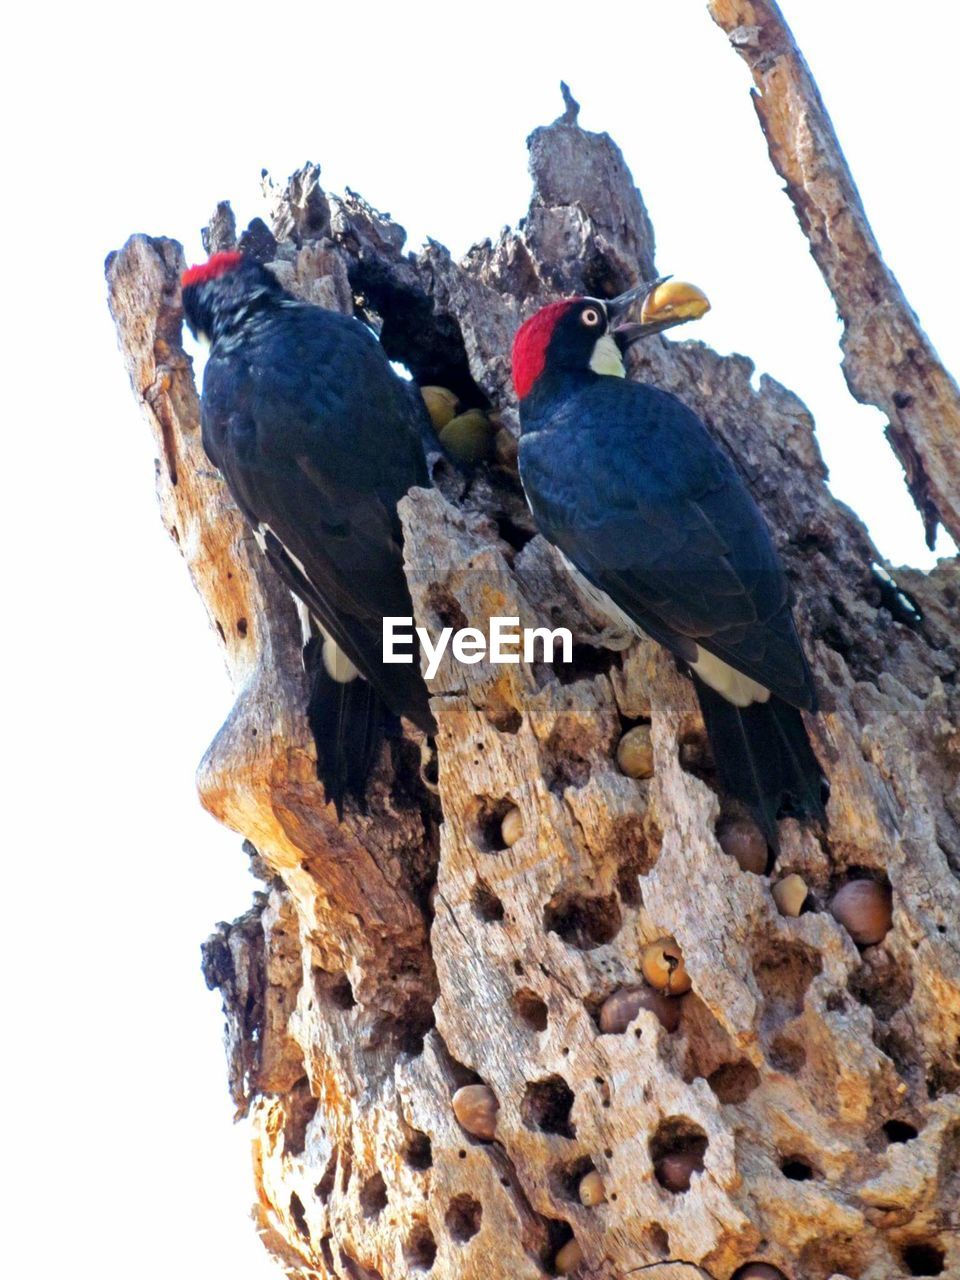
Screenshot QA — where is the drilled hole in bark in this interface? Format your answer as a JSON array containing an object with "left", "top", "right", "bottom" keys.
[
  {"left": 678, "top": 994, "right": 739, "bottom": 1081},
  {"left": 340, "top": 1248, "right": 384, "bottom": 1280},
  {"left": 283, "top": 1078, "right": 318, "bottom": 1156},
  {"left": 494, "top": 511, "right": 536, "bottom": 553},
  {"left": 543, "top": 891, "right": 621, "bottom": 951},
  {"left": 425, "top": 584, "right": 469, "bottom": 632},
  {"left": 543, "top": 1219, "right": 575, "bottom": 1271},
  {"left": 884, "top": 1119, "right": 919, "bottom": 1144},
  {"left": 472, "top": 878, "right": 505, "bottom": 922},
  {"left": 403, "top": 1129, "right": 433, "bottom": 1170},
  {"left": 445, "top": 1193, "right": 482, "bottom": 1243},
  {"left": 315, "top": 1148, "right": 338, "bottom": 1201},
  {"left": 678, "top": 730, "right": 715, "bottom": 782},
  {"left": 552, "top": 642, "right": 619, "bottom": 685},
  {"left": 753, "top": 939, "right": 822, "bottom": 1022},
  {"left": 707, "top": 1059, "right": 761, "bottom": 1103},
  {"left": 404, "top": 1221, "right": 438, "bottom": 1271},
  {"left": 313, "top": 967, "right": 356, "bottom": 1010},
  {"left": 874, "top": 1023, "right": 921, "bottom": 1085},
  {"left": 360, "top": 1172, "right": 388, "bottom": 1217},
  {"left": 769, "top": 1032, "right": 806, "bottom": 1075},
  {"left": 368, "top": 998, "right": 436, "bottom": 1056},
  {"left": 289, "top": 1191, "right": 309, "bottom": 1238},
  {"left": 608, "top": 814, "right": 661, "bottom": 902},
  {"left": 320, "top": 1237, "right": 335, "bottom": 1273},
  {"left": 236, "top": 616, "right": 248, "bottom": 637},
  {"left": 550, "top": 1155, "right": 595, "bottom": 1203},
  {"left": 542, "top": 712, "right": 597, "bottom": 790},
  {"left": 903, "top": 1245, "right": 945, "bottom": 1276},
  {"left": 470, "top": 796, "right": 518, "bottom": 853},
  {"left": 650, "top": 1118, "right": 708, "bottom": 1193},
  {"left": 485, "top": 684, "right": 523, "bottom": 733},
  {"left": 522, "top": 1076, "right": 576, "bottom": 1138},
  {"left": 781, "top": 1157, "right": 816, "bottom": 1181},
  {"left": 799, "top": 1233, "right": 867, "bottom": 1280},
  {"left": 512, "top": 988, "right": 548, "bottom": 1031},
  {"left": 642, "top": 1223, "right": 670, "bottom": 1258}
]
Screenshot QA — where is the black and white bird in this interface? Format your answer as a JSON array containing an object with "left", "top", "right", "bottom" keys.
[
  {"left": 181, "top": 252, "right": 435, "bottom": 815},
  {"left": 512, "top": 281, "right": 826, "bottom": 841}
]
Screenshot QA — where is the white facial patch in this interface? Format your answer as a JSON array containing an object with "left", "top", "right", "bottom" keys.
[{"left": 588, "top": 333, "right": 626, "bottom": 379}]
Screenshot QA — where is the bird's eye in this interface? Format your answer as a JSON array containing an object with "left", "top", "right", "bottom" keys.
[{"left": 581, "top": 307, "right": 602, "bottom": 327}]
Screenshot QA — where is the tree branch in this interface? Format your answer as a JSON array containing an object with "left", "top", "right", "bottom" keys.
[{"left": 708, "top": 0, "right": 960, "bottom": 548}]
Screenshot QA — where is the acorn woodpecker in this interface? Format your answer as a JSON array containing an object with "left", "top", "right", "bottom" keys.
[
  {"left": 181, "top": 252, "right": 435, "bottom": 815},
  {"left": 513, "top": 282, "right": 826, "bottom": 841}
]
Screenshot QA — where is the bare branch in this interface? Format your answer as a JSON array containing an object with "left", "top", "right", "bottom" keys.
[{"left": 709, "top": 0, "right": 960, "bottom": 548}]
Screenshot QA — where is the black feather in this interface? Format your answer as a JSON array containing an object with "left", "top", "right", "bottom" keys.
[{"left": 693, "top": 675, "right": 826, "bottom": 844}]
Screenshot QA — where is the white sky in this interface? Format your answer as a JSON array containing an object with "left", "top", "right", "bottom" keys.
[{"left": 4, "top": 2, "right": 958, "bottom": 1276}]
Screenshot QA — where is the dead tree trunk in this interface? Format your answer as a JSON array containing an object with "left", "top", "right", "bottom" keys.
[{"left": 107, "top": 58, "right": 959, "bottom": 1280}]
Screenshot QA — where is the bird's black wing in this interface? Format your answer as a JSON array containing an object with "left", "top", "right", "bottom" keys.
[
  {"left": 520, "top": 379, "right": 816, "bottom": 711},
  {"left": 201, "top": 305, "right": 434, "bottom": 732}
]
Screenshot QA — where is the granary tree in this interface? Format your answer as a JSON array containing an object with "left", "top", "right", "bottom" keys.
[{"left": 106, "top": 4, "right": 959, "bottom": 1277}]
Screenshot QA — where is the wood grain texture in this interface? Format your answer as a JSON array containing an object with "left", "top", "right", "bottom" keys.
[
  {"left": 107, "top": 89, "right": 960, "bottom": 1280},
  {"left": 707, "top": 0, "right": 960, "bottom": 549}
]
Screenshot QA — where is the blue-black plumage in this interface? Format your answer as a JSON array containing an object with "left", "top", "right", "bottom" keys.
[
  {"left": 182, "top": 253, "right": 435, "bottom": 817},
  {"left": 513, "top": 286, "right": 826, "bottom": 841}
]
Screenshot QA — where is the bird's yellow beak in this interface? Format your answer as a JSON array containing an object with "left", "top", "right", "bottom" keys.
[
  {"left": 639, "top": 279, "right": 711, "bottom": 327},
  {"left": 606, "top": 276, "right": 711, "bottom": 344}
]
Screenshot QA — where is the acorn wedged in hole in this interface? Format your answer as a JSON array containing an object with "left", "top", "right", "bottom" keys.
[
  {"left": 718, "top": 817, "right": 768, "bottom": 874},
  {"left": 420, "top": 385, "right": 460, "bottom": 430},
  {"left": 771, "top": 874, "right": 808, "bottom": 917},
  {"left": 500, "top": 806, "right": 523, "bottom": 847},
  {"left": 830, "top": 879, "right": 892, "bottom": 946},
  {"left": 439, "top": 408, "right": 494, "bottom": 463},
  {"left": 578, "top": 1169, "right": 606, "bottom": 1206},
  {"left": 732, "top": 1265, "right": 789, "bottom": 1280},
  {"left": 451, "top": 1084, "right": 499, "bottom": 1140},
  {"left": 598, "top": 983, "right": 684, "bottom": 1033},
  {"left": 616, "top": 724, "right": 654, "bottom": 779},
  {"left": 654, "top": 1148, "right": 702, "bottom": 1192},
  {"left": 554, "top": 1239, "right": 584, "bottom": 1274},
  {"left": 641, "top": 937, "right": 692, "bottom": 994}
]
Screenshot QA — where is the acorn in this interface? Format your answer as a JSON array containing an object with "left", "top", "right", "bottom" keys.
[
  {"left": 439, "top": 409, "right": 494, "bottom": 464},
  {"left": 554, "top": 1238, "right": 584, "bottom": 1274},
  {"left": 830, "top": 879, "right": 892, "bottom": 946},
  {"left": 771, "top": 874, "right": 808, "bottom": 917},
  {"left": 420, "top": 385, "right": 459, "bottom": 431},
  {"left": 654, "top": 1149, "right": 701, "bottom": 1192},
  {"left": 500, "top": 806, "right": 524, "bottom": 847},
  {"left": 641, "top": 937, "right": 692, "bottom": 994},
  {"left": 451, "top": 1084, "right": 499, "bottom": 1140},
  {"left": 598, "top": 983, "right": 684, "bottom": 1034},
  {"left": 616, "top": 724, "right": 654, "bottom": 779},
  {"left": 731, "top": 1265, "right": 788, "bottom": 1280},
  {"left": 718, "top": 818, "right": 768, "bottom": 874},
  {"left": 578, "top": 1170, "right": 606, "bottom": 1206},
  {"left": 640, "top": 279, "right": 711, "bottom": 327}
]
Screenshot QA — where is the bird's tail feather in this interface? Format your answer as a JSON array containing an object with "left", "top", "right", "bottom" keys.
[
  {"left": 305, "top": 644, "right": 398, "bottom": 819},
  {"left": 692, "top": 674, "right": 826, "bottom": 844}
]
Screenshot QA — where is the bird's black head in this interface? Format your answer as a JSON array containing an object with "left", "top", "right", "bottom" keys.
[
  {"left": 181, "top": 252, "right": 286, "bottom": 346},
  {"left": 512, "top": 281, "right": 710, "bottom": 402}
]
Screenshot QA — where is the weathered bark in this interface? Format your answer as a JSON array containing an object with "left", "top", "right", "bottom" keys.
[
  {"left": 108, "top": 75, "right": 959, "bottom": 1280},
  {"left": 707, "top": 0, "right": 960, "bottom": 550}
]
